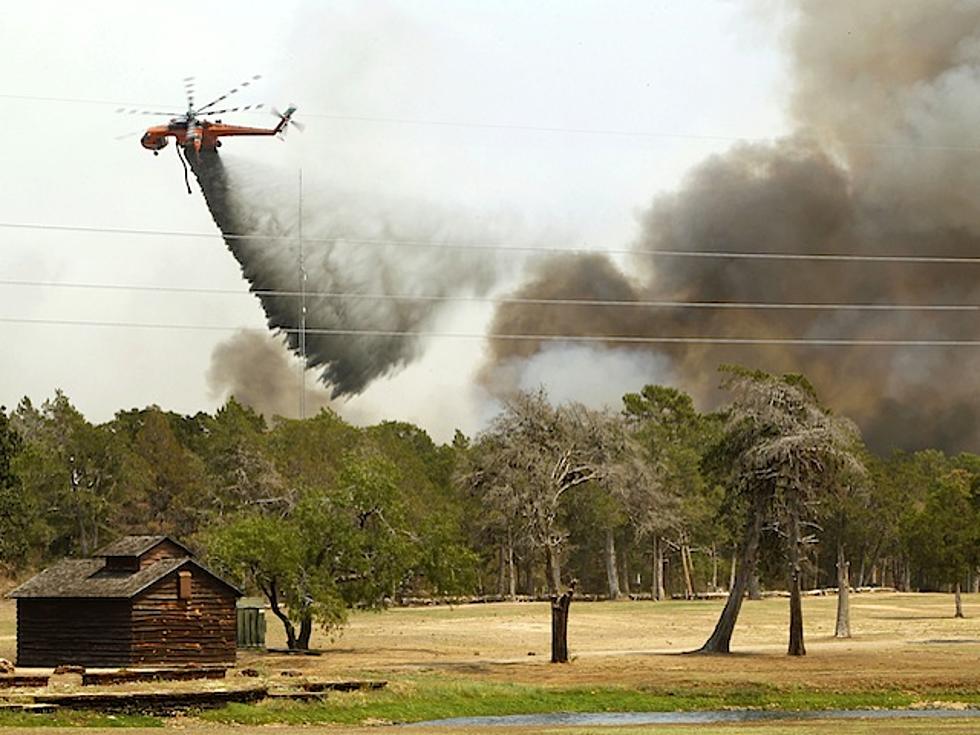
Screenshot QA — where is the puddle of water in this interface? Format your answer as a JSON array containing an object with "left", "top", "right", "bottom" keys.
[{"left": 414, "top": 708, "right": 980, "bottom": 728}]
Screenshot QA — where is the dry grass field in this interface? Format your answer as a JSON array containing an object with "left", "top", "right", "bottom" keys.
[
  {"left": 1, "top": 592, "right": 979, "bottom": 733},
  {"left": 240, "top": 591, "right": 980, "bottom": 691}
]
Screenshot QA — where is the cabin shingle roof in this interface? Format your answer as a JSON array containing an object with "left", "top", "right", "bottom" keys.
[
  {"left": 94, "top": 535, "right": 193, "bottom": 558},
  {"left": 7, "top": 540, "right": 242, "bottom": 600},
  {"left": 8, "top": 558, "right": 191, "bottom": 598}
]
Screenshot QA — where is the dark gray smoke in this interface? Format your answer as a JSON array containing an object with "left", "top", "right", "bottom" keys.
[
  {"left": 481, "top": 1, "right": 980, "bottom": 453},
  {"left": 189, "top": 151, "right": 499, "bottom": 397}
]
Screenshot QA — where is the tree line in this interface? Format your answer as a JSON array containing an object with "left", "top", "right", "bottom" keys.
[{"left": 0, "top": 365, "right": 977, "bottom": 652}]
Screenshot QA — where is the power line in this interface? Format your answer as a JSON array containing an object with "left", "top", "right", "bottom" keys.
[
  {"left": 3, "top": 90, "right": 980, "bottom": 153},
  {"left": 3, "top": 316, "right": 980, "bottom": 347},
  {"left": 3, "top": 221, "right": 980, "bottom": 265},
  {"left": 3, "top": 278, "right": 980, "bottom": 313}
]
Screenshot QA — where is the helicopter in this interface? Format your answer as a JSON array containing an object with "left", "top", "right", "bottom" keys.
[{"left": 117, "top": 75, "right": 301, "bottom": 191}]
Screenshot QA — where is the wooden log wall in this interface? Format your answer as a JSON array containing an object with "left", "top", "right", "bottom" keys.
[
  {"left": 138, "top": 540, "right": 188, "bottom": 568},
  {"left": 130, "top": 569, "right": 237, "bottom": 665},
  {"left": 16, "top": 599, "right": 132, "bottom": 668}
]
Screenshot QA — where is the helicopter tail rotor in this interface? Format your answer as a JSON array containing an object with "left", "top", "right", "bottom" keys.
[{"left": 271, "top": 105, "right": 302, "bottom": 137}]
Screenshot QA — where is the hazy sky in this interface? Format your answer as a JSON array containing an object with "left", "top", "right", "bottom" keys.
[{"left": 0, "top": 1, "right": 788, "bottom": 440}]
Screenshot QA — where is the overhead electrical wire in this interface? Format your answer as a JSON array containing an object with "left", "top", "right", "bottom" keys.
[
  {"left": 2, "top": 90, "right": 980, "bottom": 153},
  {"left": 3, "top": 278, "right": 980, "bottom": 313},
  {"left": 3, "top": 221, "right": 980, "bottom": 265},
  {"left": 3, "top": 316, "right": 980, "bottom": 347},
  {"left": 5, "top": 96, "right": 979, "bottom": 351}
]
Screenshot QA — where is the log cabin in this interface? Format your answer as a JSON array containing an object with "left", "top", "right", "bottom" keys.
[{"left": 8, "top": 535, "right": 241, "bottom": 668}]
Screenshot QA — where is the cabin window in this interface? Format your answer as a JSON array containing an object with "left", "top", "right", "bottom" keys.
[{"left": 178, "top": 570, "right": 192, "bottom": 600}]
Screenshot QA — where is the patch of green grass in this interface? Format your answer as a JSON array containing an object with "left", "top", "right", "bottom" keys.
[
  {"left": 1, "top": 682, "right": 974, "bottom": 728},
  {"left": 199, "top": 678, "right": 927, "bottom": 726},
  {"left": 0, "top": 710, "right": 163, "bottom": 728}
]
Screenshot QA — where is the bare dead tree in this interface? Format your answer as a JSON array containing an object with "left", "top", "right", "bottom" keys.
[
  {"left": 695, "top": 367, "right": 865, "bottom": 656},
  {"left": 462, "top": 390, "right": 655, "bottom": 596}
]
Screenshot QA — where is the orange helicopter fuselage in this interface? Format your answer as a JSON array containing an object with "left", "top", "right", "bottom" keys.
[{"left": 141, "top": 119, "right": 280, "bottom": 154}]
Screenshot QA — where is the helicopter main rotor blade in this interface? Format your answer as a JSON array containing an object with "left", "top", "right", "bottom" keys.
[
  {"left": 199, "top": 103, "right": 265, "bottom": 117},
  {"left": 115, "top": 108, "right": 182, "bottom": 116},
  {"left": 196, "top": 74, "right": 262, "bottom": 113},
  {"left": 183, "top": 76, "right": 195, "bottom": 110}
]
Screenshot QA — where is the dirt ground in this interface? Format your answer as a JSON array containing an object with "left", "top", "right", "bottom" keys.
[
  {"left": 231, "top": 591, "right": 980, "bottom": 692},
  {"left": 1, "top": 592, "right": 979, "bottom": 733},
  {"left": 4, "top": 592, "right": 980, "bottom": 689}
]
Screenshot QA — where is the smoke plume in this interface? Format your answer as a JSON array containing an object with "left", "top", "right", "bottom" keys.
[
  {"left": 481, "top": 1, "right": 980, "bottom": 453},
  {"left": 190, "top": 151, "right": 500, "bottom": 398},
  {"left": 206, "top": 329, "right": 337, "bottom": 421}
]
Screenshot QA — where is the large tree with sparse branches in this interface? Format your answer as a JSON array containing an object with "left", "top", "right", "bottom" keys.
[
  {"left": 463, "top": 390, "right": 646, "bottom": 595},
  {"left": 695, "top": 366, "right": 865, "bottom": 656}
]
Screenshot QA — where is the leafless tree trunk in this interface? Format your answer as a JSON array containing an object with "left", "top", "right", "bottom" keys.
[
  {"left": 550, "top": 581, "right": 576, "bottom": 663},
  {"left": 695, "top": 495, "right": 764, "bottom": 653},
  {"left": 835, "top": 540, "right": 851, "bottom": 638},
  {"left": 297, "top": 612, "right": 314, "bottom": 650},
  {"left": 545, "top": 542, "right": 562, "bottom": 596},
  {"left": 604, "top": 528, "right": 622, "bottom": 599},
  {"left": 729, "top": 547, "right": 737, "bottom": 592},
  {"left": 621, "top": 548, "right": 632, "bottom": 596},
  {"left": 786, "top": 498, "right": 806, "bottom": 656},
  {"left": 711, "top": 543, "right": 719, "bottom": 591},
  {"left": 681, "top": 541, "right": 695, "bottom": 599},
  {"left": 263, "top": 578, "right": 299, "bottom": 650},
  {"left": 507, "top": 531, "right": 517, "bottom": 599},
  {"left": 955, "top": 581, "right": 965, "bottom": 619},
  {"left": 521, "top": 553, "right": 534, "bottom": 596},
  {"left": 748, "top": 570, "right": 762, "bottom": 600},
  {"left": 652, "top": 537, "right": 666, "bottom": 601},
  {"left": 497, "top": 545, "right": 507, "bottom": 597},
  {"left": 972, "top": 569, "right": 980, "bottom": 595}
]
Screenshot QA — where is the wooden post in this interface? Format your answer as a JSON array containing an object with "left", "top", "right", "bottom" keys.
[{"left": 550, "top": 580, "right": 576, "bottom": 664}]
